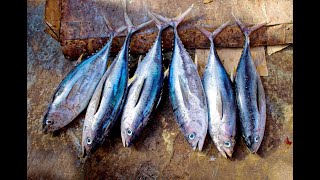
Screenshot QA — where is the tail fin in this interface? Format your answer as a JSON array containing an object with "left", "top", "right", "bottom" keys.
[
  {"left": 124, "top": 12, "right": 153, "bottom": 33},
  {"left": 151, "top": 4, "right": 194, "bottom": 28},
  {"left": 232, "top": 13, "right": 267, "bottom": 37},
  {"left": 198, "top": 21, "right": 230, "bottom": 42},
  {"left": 147, "top": 10, "right": 169, "bottom": 30},
  {"left": 102, "top": 15, "right": 127, "bottom": 37}
]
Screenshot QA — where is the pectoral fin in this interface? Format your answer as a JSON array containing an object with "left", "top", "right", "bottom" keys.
[
  {"left": 178, "top": 75, "right": 191, "bottom": 110},
  {"left": 216, "top": 90, "right": 223, "bottom": 120}
]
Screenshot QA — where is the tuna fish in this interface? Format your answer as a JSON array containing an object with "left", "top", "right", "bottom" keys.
[
  {"left": 42, "top": 20, "right": 126, "bottom": 133},
  {"left": 233, "top": 16, "right": 267, "bottom": 153},
  {"left": 120, "top": 12, "right": 169, "bottom": 147},
  {"left": 152, "top": 4, "right": 208, "bottom": 151},
  {"left": 198, "top": 21, "right": 237, "bottom": 158},
  {"left": 81, "top": 13, "right": 152, "bottom": 157}
]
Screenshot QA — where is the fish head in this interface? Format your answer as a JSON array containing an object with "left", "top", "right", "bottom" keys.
[
  {"left": 243, "top": 130, "right": 264, "bottom": 154},
  {"left": 182, "top": 120, "right": 207, "bottom": 151},
  {"left": 81, "top": 120, "right": 99, "bottom": 158},
  {"left": 42, "top": 110, "right": 67, "bottom": 133},
  {"left": 213, "top": 123, "right": 236, "bottom": 158},
  {"left": 120, "top": 115, "right": 139, "bottom": 147},
  {"left": 215, "top": 134, "right": 236, "bottom": 158}
]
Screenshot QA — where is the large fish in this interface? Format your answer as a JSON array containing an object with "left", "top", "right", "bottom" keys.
[
  {"left": 42, "top": 22, "right": 126, "bottom": 133},
  {"left": 120, "top": 13, "right": 169, "bottom": 147},
  {"left": 198, "top": 22, "right": 237, "bottom": 158},
  {"left": 81, "top": 13, "right": 152, "bottom": 157},
  {"left": 152, "top": 4, "right": 208, "bottom": 151},
  {"left": 233, "top": 16, "right": 267, "bottom": 153}
]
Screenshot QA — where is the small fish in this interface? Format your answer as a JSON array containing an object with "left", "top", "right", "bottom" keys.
[
  {"left": 120, "top": 12, "right": 169, "bottom": 147},
  {"left": 152, "top": 4, "right": 208, "bottom": 151},
  {"left": 233, "top": 15, "right": 267, "bottom": 154},
  {"left": 42, "top": 19, "right": 126, "bottom": 133},
  {"left": 198, "top": 21, "right": 237, "bottom": 158},
  {"left": 81, "top": 13, "right": 152, "bottom": 158}
]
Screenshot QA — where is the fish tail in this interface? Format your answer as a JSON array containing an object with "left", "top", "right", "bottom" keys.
[
  {"left": 232, "top": 14, "right": 267, "bottom": 36},
  {"left": 151, "top": 4, "right": 194, "bottom": 29},
  {"left": 147, "top": 10, "right": 169, "bottom": 30},
  {"left": 198, "top": 21, "right": 229, "bottom": 42},
  {"left": 102, "top": 15, "right": 126, "bottom": 37},
  {"left": 124, "top": 12, "right": 153, "bottom": 33}
]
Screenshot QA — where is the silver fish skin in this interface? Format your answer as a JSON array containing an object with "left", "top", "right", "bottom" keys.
[
  {"left": 233, "top": 17, "right": 267, "bottom": 154},
  {"left": 42, "top": 25, "right": 126, "bottom": 133},
  {"left": 121, "top": 13, "right": 169, "bottom": 147},
  {"left": 198, "top": 21, "right": 237, "bottom": 158},
  {"left": 152, "top": 4, "right": 208, "bottom": 151},
  {"left": 81, "top": 13, "right": 152, "bottom": 157}
]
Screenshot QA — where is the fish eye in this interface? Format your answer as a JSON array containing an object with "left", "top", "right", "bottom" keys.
[
  {"left": 46, "top": 120, "right": 53, "bottom": 125},
  {"left": 87, "top": 137, "right": 92, "bottom": 145},
  {"left": 188, "top": 132, "right": 196, "bottom": 140},
  {"left": 224, "top": 141, "right": 231, "bottom": 148},
  {"left": 254, "top": 136, "right": 260, "bottom": 142},
  {"left": 127, "top": 129, "right": 133, "bottom": 136}
]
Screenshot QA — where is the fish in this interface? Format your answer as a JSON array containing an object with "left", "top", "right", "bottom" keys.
[
  {"left": 233, "top": 16, "right": 267, "bottom": 154},
  {"left": 198, "top": 22, "right": 237, "bottom": 158},
  {"left": 120, "top": 12, "right": 169, "bottom": 147},
  {"left": 42, "top": 19, "right": 126, "bottom": 133},
  {"left": 81, "top": 13, "right": 152, "bottom": 158},
  {"left": 152, "top": 4, "right": 208, "bottom": 151}
]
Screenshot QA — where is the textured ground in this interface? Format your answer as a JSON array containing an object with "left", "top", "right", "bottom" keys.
[{"left": 27, "top": 0, "right": 293, "bottom": 179}]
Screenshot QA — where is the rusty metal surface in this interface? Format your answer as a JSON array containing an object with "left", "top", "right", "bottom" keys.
[
  {"left": 28, "top": 0, "right": 292, "bottom": 179},
  {"left": 45, "top": 0, "right": 293, "bottom": 59}
]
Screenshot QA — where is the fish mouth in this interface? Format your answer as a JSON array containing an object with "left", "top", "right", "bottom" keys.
[
  {"left": 220, "top": 149, "right": 233, "bottom": 159},
  {"left": 247, "top": 146, "right": 257, "bottom": 154},
  {"left": 192, "top": 139, "right": 204, "bottom": 151},
  {"left": 121, "top": 134, "right": 129, "bottom": 147}
]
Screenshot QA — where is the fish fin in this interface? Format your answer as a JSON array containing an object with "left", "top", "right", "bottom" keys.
[
  {"left": 128, "top": 74, "right": 137, "bottom": 87},
  {"left": 147, "top": 10, "right": 169, "bottom": 30},
  {"left": 194, "top": 53, "right": 198, "bottom": 69},
  {"left": 102, "top": 13, "right": 126, "bottom": 37},
  {"left": 151, "top": 4, "right": 193, "bottom": 28},
  {"left": 232, "top": 13, "right": 267, "bottom": 36},
  {"left": 230, "top": 65, "right": 237, "bottom": 82},
  {"left": 66, "top": 75, "right": 85, "bottom": 101},
  {"left": 134, "top": 77, "right": 147, "bottom": 107},
  {"left": 75, "top": 53, "right": 84, "bottom": 66},
  {"left": 256, "top": 78, "right": 266, "bottom": 119},
  {"left": 86, "top": 71, "right": 108, "bottom": 116},
  {"left": 125, "top": 11, "right": 152, "bottom": 34},
  {"left": 197, "top": 28, "right": 213, "bottom": 42},
  {"left": 155, "top": 89, "right": 163, "bottom": 109},
  {"left": 197, "top": 21, "right": 230, "bottom": 42},
  {"left": 164, "top": 68, "right": 169, "bottom": 79},
  {"left": 178, "top": 75, "right": 191, "bottom": 110},
  {"left": 138, "top": 55, "right": 142, "bottom": 64},
  {"left": 216, "top": 90, "right": 223, "bottom": 120}
]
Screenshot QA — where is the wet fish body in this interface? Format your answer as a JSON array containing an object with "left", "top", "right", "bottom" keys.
[
  {"left": 42, "top": 25, "right": 125, "bottom": 133},
  {"left": 152, "top": 4, "right": 208, "bottom": 151},
  {"left": 233, "top": 17, "right": 267, "bottom": 153},
  {"left": 120, "top": 14, "right": 169, "bottom": 147},
  {"left": 81, "top": 14, "right": 152, "bottom": 157},
  {"left": 199, "top": 22, "right": 237, "bottom": 158}
]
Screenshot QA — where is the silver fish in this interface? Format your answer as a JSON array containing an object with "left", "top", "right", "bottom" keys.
[
  {"left": 152, "top": 4, "right": 208, "bottom": 151},
  {"left": 233, "top": 16, "right": 267, "bottom": 153},
  {"left": 120, "top": 12, "right": 169, "bottom": 147},
  {"left": 198, "top": 22, "right": 237, "bottom": 158},
  {"left": 42, "top": 21, "right": 126, "bottom": 133},
  {"left": 81, "top": 13, "right": 152, "bottom": 157}
]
